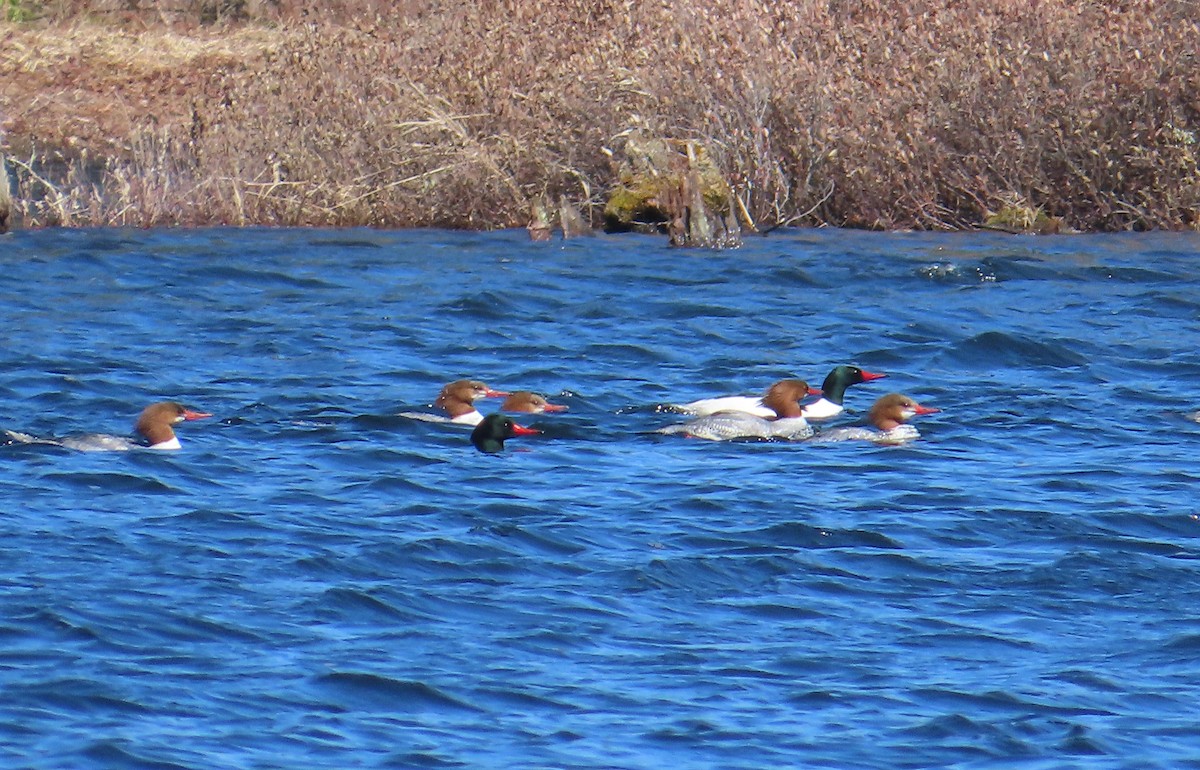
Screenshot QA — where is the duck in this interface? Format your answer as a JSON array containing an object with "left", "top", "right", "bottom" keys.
[
  {"left": 434, "top": 379, "right": 510, "bottom": 426},
  {"left": 801, "top": 365, "right": 887, "bottom": 420},
  {"left": 470, "top": 413, "right": 541, "bottom": 453},
  {"left": 3, "top": 401, "right": 212, "bottom": 452},
  {"left": 675, "top": 365, "right": 883, "bottom": 421},
  {"left": 500, "top": 391, "right": 568, "bottom": 414},
  {"left": 811, "top": 393, "right": 939, "bottom": 444},
  {"left": 134, "top": 401, "right": 214, "bottom": 449},
  {"left": 659, "top": 379, "right": 817, "bottom": 441}
]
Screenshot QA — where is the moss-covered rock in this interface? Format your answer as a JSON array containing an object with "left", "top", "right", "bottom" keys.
[
  {"left": 984, "top": 199, "right": 1063, "bottom": 234},
  {"left": 603, "top": 132, "right": 739, "bottom": 247}
]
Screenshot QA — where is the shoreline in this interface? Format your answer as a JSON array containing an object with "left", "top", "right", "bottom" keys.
[{"left": 2, "top": 3, "right": 1198, "bottom": 234}]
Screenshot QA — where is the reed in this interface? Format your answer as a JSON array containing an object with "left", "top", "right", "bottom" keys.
[{"left": 2, "top": 0, "right": 1197, "bottom": 231}]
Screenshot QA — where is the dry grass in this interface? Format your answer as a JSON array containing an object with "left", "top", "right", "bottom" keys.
[{"left": 2, "top": 0, "right": 1198, "bottom": 230}]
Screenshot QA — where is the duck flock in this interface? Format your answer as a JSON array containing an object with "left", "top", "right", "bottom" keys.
[
  {"left": 465, "top": 365, "right": 937, "bottom": 453},
  {"left": 2, "top": 365, "right": 938, "bottom": 455}
]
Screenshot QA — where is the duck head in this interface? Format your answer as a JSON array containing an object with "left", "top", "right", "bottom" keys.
[
  {"left": 501, "top": 391, "right": 568, "bottom": 414},
  {"left": 821, "top": 365, "right": 887, "bottom": 405},
  {"left": 435, "top": 379, "right": 509, "bottom": 419},
  {"left": 868, "top": 393, "right": 939, "bottom": 431},
  {"left": 762, "top": 379, "right": 821, "bottom": 419},
  {"left": 471, "top": 413, "right": 540, "bottom": 453},
  {"left": 135, "top": 401, "right": 212, "bottom": 449}
]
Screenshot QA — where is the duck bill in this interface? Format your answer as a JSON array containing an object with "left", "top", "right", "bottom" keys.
[
  {"left": 860, "top": 370, "right": 887, "bottom": 381},
  {"left": 484, "top": 389, "right": 510, "bottom": 398},
  {"left": 913, "top": 404, "right": 939, "bottom": 415},
  {"left": 807, "top": 387, "right": 824, "bottom": 396},
  {"left": 182, "top": 409, "right": 213, "bottom": 421},
  {"left": 541, "top": 403, "right": 569, "bottom": 412},
  {"left": 510, "top": 423, "right": 541, "bottom": 436}
]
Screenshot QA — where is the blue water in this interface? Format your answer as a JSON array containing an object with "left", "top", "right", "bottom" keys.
[{"left": 2, "top": 227, "right": 1199, "bottom": 769}]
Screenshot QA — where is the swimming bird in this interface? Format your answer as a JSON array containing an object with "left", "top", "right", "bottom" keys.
[
  {"left": 134, "top": 401, "right": 214, "bottom": 449},
  {"left": 500, "top": 391, "right": 568, "bottom": 414},
  {"left": 811, "top": 393, "right": 939, "bottom": 444},
  {"left": 800, "top": 365, "right": 887, "bottom": 420},
  {"left": 675, "top": 365, "right": 884, "bottom": 421},
  {"left": 434, "top": 379, "right": 509, "bottom": 426},
  {"left": 4, "top": 401, "right": 212, "bottom": 451},
  {"left": 470, "top": 413, "right": 541, "bottom": 453},
  {"left": 659, "top": 379, "right": 817, "bottom": 441}
]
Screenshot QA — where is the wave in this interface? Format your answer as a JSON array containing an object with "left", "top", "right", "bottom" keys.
[
  {"left": 313, "top": 672, "right": 483, "bottom": 713},
  {"left": 942, "top": 330, "right": 1089, "bottom": 368}
]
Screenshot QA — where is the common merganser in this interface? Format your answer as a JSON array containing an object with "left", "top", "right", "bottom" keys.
[
  {"left": 811, "top": 393, "right": 938, "bottom": 444},
  {"left": 135, "top": 401, "right": 213, "bottom": 449},
  {"left": 802, "top": 365, "right": 888, "bottom": 420},
  {"left": 471, "top": 413, "right": 541, "bottom": 453},
  {"left": 434, "top": 379, "right": 510, "bottom": 426},
  {"left": 659, "top": 379, "right": 816, "bottom": 441},
  {"left": 501, "top": 391, "right": 568, "bottom": 414},
  {"left": 3, "top": 401, "right": 212, "bottom": 452},
  {"left": 676, "top": 366, "right": 884, "bottom": 421}
]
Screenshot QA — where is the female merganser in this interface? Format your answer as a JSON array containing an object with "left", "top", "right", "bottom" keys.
[
  {"left": 659, "top": 379, "right": 816, "bottom": 441},
  {"left": 134, "top": 401, "right": 213, "bottom": 449},
  {"left": 811, "top": 393, "right": 938, "bottom": 444},
  {"left": 500, "top": 391, "right": 568, "bottom": 414},
  {"left": 471, "top": 413, "right": 541, "bottom": 453},
  {"left": 434, "top": 379, "right": 510, "bottom": 426},
  {"left": 3, "top": 401, "right": 212, "bottom": 451},
  {"left": 676, "top": 366, "right": 884, "bottom": 421}
]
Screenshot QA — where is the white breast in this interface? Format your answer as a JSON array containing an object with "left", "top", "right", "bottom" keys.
[
  {"left": 451, "top": 410, "right": 484, "bottom": 426},
  {"left": 800, "top": 397, "right": 843, "bottom": 421}
]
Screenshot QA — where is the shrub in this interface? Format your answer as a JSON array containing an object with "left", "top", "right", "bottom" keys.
[{"left": 3, "top": 0, "right": 1198, "bottom": 230}]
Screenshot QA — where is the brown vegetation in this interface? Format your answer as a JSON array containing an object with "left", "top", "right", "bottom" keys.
[{"left": 1, "top": 0, "right": 1198, "bottom": 232}]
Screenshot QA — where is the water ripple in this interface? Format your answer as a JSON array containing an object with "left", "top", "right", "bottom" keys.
[
  {"left": 313, "top": 672, "right": 484, "bottom": 713},
  {"left": 1, "top": 227, "right": 1199, "bottom": 768}
]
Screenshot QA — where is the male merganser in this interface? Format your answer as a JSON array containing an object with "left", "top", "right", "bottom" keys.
[
  {"left": 434, "top": 379, "right": 509, "bottom": 426},
  {"left": 500, "top": 391, "right": 568, "bottom": 414},
  {"left": 676, "top": 366, "right": 884, "bottom": 421},
  {"left": 471, "top": 413, "right": 541, "bottom": 453},
  {"left": 3, "top": 401, "right": 212, "bottom": 451},
  {"left": 802, "top": 365, "right": 888, "bottom": 420},
  {"left": 659, "top": 379, "right": 816, "bottom": 441},
  {"left": 811, "top": 393, "right": 938, "bottom": 444}
]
